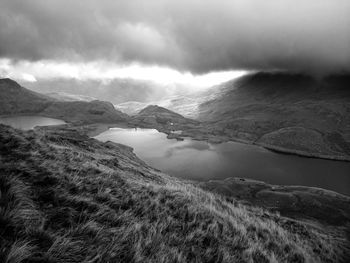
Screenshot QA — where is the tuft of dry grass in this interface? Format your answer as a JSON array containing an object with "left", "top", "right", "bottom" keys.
[
  {"left": 3, "top": 241, "right": 35, "bottom": 263},
  {"left": 0, "top": 124, "right": 349, "bottom": 262}
]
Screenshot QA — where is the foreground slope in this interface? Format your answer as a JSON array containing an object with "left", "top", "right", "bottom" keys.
[
  {"left": 0, "top": 124, "right": 349, "bottom": 262},
  {"left": 0, "top": 78, "right": 129, "bottom": 124}
]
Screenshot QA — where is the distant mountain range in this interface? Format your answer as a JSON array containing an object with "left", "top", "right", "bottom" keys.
[
  {"left": 22, "top": 78, "right": 185, "bottom": 104},
  {"left": 115, "top": 93, "right": 212, "bottom": 118}
]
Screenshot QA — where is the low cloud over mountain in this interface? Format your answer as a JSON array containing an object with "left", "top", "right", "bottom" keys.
[{"left": 0, "top": 0, "right": 349, "bottom": 75}]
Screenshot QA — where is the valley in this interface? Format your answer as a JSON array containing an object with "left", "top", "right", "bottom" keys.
[
  {"left": 1, "top": 1, "right": 348, "bottom": 261},
  {"left": 3, "top": 73, "right": 350, "bottom": 161}
]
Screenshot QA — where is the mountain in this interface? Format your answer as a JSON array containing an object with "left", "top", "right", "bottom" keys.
[
  {"left": 40, "top": 100, "right": 129, "bottom": 124},
  {"left": 151, "top": 95, "right": 208, "bottom": 119},
  {"left": 195, "top": 72, "right": 350, "bottom": 160},
  {"left": 115, "top": 94, "right": 213, "bottom": 118},
  {"left": 131, "top": 105, "right": 200, "bottom": 140},
  {"left": 0, "top": 78, "right": 54, "bottom": 114},
  {"left": 136, "top": 105, "right": 190, "bottom": 123},
  {"left": 1, "top": 124, "right": 349, "bottom": 262},
  {"left": 23, "top": 78, "right": 172, "bottom": 104},
  {"left": 115, "top": 101, "right": 150, "bottom": 116},
  {"left": 0, "top": 78, "right": 129, "bottom": 124}
]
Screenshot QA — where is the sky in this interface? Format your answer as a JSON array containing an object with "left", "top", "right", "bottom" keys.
[{"left": 0, "top": 0, "right": 349, "bottom": 86}]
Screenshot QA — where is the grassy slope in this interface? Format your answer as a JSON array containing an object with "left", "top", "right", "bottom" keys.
[{"left": 0, "top": 124, "right": 349, "bottom": 263}]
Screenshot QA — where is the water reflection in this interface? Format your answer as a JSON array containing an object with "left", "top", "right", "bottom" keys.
[{"left": 94, "top": 127, "right": 350, "bottom": 195}]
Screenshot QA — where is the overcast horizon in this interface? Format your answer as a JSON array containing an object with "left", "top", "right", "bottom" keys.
[{"left": 1, "top": 0, "right": 349, "bottom": 87}]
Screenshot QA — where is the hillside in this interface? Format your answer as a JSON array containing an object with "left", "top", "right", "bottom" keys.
[
  {"left": 0, "top": 78, "right": 129, "bottom": 124},
  {"left": 115, "top": 101, "right": 150, "bottom": 116},
  {"left": 0, "top": 78, "right": 54, "bottom": 114},
  {"left": 131, "top": 105, "right": 200, "bottom": 140},
  {"left": 116, "top": 95, "right": 205, "bottom": 118},
  {"left": 196, "top": 73, "right": 350, "bottom": 160},
  {"left": 0, "top": 124, "right": 349, "bottom": 262},
  {"left": 135, "top": 105, "right": 194, "bottom": 124}
]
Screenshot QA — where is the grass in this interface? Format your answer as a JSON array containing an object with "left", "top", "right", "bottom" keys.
[{"left": 0, "top": 124, "right": 349, "bottom": 262}]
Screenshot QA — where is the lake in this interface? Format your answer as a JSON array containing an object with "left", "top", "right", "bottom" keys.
[
  {"left": 95, "top": 127, "right": 350, "bottom": 196},
  {"left": 0, "top": 116, "right": 66, "bottom": 130}
]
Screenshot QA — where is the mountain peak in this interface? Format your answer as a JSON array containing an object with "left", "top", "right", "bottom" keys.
[
  {"left": 138, "top": 105, "right": 181, "bottom": 116},
  {"left": 0, "top": 78, "right": 22, "bottom": 89}
]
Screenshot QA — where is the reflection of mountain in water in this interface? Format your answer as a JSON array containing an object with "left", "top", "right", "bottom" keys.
[{"left": 164, "top": 140, "right": 212, "bottom": 157}]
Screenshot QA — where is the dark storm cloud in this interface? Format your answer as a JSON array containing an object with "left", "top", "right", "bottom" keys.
[{"left": 0, "top": 0, "right": 349, "bottom": 74}]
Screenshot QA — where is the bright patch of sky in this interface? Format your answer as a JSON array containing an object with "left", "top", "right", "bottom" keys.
[{"left": 0, "top": 59, "right": 247, "bottom": 88}]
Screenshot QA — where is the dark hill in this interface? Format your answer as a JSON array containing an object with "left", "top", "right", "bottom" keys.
[
  {"left": 0, "top": 78, "right": 54, "bottom": 114},
  {"left": 135, "top": 105, "right": 196, "bottom": 125},
  {"left": 131, "top": 105, "right": 200, "bottom": 140},
  {"left": 0, "top": 78, "right": 129, "bottom": 124},
  {"left": 197, "top": 72, "right": 350, "bottom": 160}
]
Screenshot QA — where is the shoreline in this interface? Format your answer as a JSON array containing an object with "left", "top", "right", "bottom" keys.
[
  {"left": 256, "top": 142, "right": 350, "bottom": 162},
  {"left": 83, "top": 123, "right": 350, "bottom": 199},
  {"left": 1, "top": 114, "right": 349, "bottom": 163},
  {"left": 83, "top": 122, "right": 350, "bottom": 162},
  {"left": 38, "top": 121, "right": 350, "bottom": 198}
]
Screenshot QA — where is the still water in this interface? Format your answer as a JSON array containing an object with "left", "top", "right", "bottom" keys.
[
  {"left": 95, "top": 128, "right": 350, "bottom": 195},
  {"left": 0, "top": 116, "right": 66, "bottom": 130}
]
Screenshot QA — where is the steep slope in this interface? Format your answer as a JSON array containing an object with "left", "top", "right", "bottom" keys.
[
  {"left": 0, "top": 78, "right": 129, "bottom": 124},
  {"left": 197, "top": 73, "right": 350, "bottom": 160},
  {"left": 0, "top": 124, "right": 349, "bottom": 262}
]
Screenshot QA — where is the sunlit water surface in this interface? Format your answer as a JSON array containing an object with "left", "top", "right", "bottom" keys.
[{"left": 95, "top": 128, "right": 350, "bottom": 196}]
